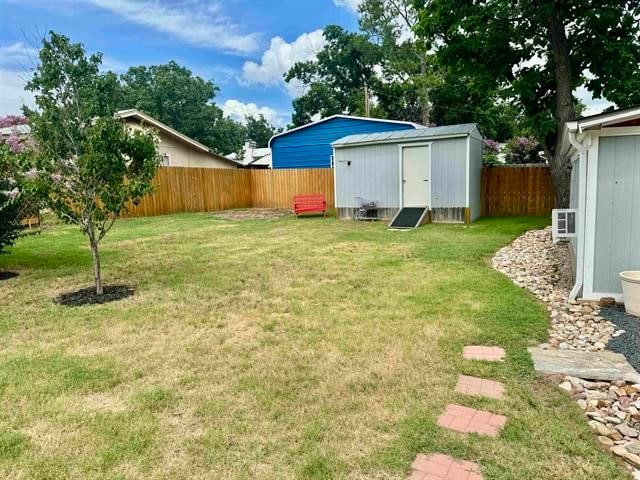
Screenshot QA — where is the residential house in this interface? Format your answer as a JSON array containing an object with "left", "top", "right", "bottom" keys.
[
  {"left": 226, "top": 140, "right": 271, "bottom": 169},
  {"left": 116, "top": 109, "right": 237, "bottom": 169}
]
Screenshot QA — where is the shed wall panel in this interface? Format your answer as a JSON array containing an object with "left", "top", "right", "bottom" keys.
[
  {"left": 271, "top": 117, "right": 414, "bottom": 169},
  {"left": 593, "top": 135, "right": 640, "bottom": 294},
  {"left": 334, "top": 144, "right": 400, "bottom": 208},
  {"left": 430, "top": 137, "right": 468, "bottom": 208},
  {"left": 569, "top": 157, "right": 580, "bottom": 277},
  {"left": 468, "top": 136, "right": 483, "bottom": 220}
]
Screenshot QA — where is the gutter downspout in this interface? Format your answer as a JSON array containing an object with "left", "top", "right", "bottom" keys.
[{"left": 567, "top": 129, "right": 589, "bottom": 302}]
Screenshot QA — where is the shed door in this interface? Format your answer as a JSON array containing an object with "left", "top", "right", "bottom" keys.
[{"left": 402, "top": 145, "right": 430, "bottom": 207}]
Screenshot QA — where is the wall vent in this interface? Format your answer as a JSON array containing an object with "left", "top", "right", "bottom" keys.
[{"left": 552, "top": 209, "right": 577, "bottom": 242}]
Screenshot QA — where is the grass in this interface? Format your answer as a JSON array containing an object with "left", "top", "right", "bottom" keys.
[{"left": 0, "top": 213, "right": 629, "bottom": 479}]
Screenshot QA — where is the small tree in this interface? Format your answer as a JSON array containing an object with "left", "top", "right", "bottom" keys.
[{"left": 24, "top": 32, "right": 162, "bottom": 295}]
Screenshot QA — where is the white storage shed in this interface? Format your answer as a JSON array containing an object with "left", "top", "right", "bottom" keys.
[{"left": 331, "top": 124, "right": 483, "bottom": 226}]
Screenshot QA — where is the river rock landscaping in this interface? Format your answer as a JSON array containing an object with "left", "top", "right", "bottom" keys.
[
  {"left": 493, "top": 226, "right": 640, "bottom": 476},
  {"left": 492, "top": 227, "right": 621, "bottom": 351}
]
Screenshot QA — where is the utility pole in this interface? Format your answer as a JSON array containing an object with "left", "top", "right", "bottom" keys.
[{"left": 364, "top": 83, "right": 370, "bottom": 117}]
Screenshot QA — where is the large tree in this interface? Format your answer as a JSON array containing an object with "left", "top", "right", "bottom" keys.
[
  {"left": 286, "top": 25, "right": 386, "bottom": 126},
  {"left": 359, "top": 0, "right": 438, "bottom": 125},
  {"left": 415, "top": 0, "right": 640, "bottom": 206},
  {"left": 119, "top": 62, "right": 245, "bottom": 155},
  {"left": 244, "top": 114, "right": 281, "bottom": 148},
  {"left": 24, "top": 32, "right": 162, "bottom": 295},
  {"left": 286, "top": 22, "right": 522, "bottom": 138},
  {"left": 428, "top": 76, "right": 523, "bottom": 142}
]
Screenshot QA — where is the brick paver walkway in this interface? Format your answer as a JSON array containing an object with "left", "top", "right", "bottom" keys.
[
  {"left": 455, "top": 375, "right": 505, "bottom": 400},
  {"left": 405, "top": 345, "right": 509, "bottom": 478},
  {"left": 462, "top": 346, "right": 505, "bottom": 362},
  {"left": 408, "top": 453, "right": 483, "bottom": 480},
  {"left": 437, "top": 404, "right": 507, "bottom": 437}
]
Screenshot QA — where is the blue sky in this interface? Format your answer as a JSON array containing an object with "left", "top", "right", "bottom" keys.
[
  {"left": 0, "top": 0, "right": 611, "bottom": 125},
  {"left": 0, "top": 0, "right": 362, "bottom": 126}
]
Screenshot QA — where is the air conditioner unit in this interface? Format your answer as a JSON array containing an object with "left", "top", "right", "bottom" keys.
[{"left": 552, "top": 209, "right": 577, "bottom": 243}]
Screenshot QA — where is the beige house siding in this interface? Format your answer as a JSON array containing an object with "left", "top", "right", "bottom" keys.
[{"left": 124, "top": 118, "right": 236, "bottom": 169}]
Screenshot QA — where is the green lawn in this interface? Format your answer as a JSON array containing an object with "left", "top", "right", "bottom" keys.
[{"left": 0, "top": 213, "right": 628, "bottom": 479}]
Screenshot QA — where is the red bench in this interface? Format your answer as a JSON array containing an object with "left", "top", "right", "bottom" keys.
[{"left": 293, "top": 194, "right": 327, "bottom": 217}]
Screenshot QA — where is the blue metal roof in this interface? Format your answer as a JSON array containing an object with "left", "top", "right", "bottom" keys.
[{"left": 270, "top": 115, "right": 419, "bottom": 169}]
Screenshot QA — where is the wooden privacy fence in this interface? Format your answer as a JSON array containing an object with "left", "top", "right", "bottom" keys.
[
  {"left": 123, "top": 165, "right": 553, "bottom": 218},
  {"left": 122, "top": 167, "right": 334, "bottom": 217},
  {"left": 481, "top": 165, "right": 554, "bottom": 216}
]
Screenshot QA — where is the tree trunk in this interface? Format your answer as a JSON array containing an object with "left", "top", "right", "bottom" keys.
[
  {"left": 90, "top": 238, "right": 103, "bottom": 295},
  {"left": 87, "top": 220, "right": 103, "bottom": 295},
  {"left": 546, "top": 2, "right": 576, "bottom": 208}
]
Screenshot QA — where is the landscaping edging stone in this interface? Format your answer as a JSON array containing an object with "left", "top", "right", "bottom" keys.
[
  {"left": 492, "top": 227, "right": 640, "bottom": 476},
  {"left": 492, "top": 227, "right": 620, "bottom": 351}
]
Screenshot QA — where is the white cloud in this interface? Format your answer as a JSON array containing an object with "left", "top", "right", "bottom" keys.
[
  {"left": 334, "top": 0, "right": 361, "bottom": 13},
  {"left": 100, "top": 55, "right": 128, "bottom": 73},
  {"left": 0, "top": 42, "right": 38, "bottom": 70},
  {"left": 0, "top": 69, "right": 35, "bottom": 115},
  {"left": 242, "top": 30, "right": 326, "bottom": 97},
  {"left": 0, "top": 43, "right": 36, "bottom": 115},
  {"left": 86, "top": 0, "right": 260, "bottom": 54},
  {"left": 222, "top": 99, "right": 285, "bottom": 128}
]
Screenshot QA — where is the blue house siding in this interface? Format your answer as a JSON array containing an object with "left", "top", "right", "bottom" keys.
[{"left": 270, "top": 116, "right": 416, "bottom": 169}]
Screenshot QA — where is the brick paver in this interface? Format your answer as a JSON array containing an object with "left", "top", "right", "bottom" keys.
[
  {"left": 462, "top": 346, "right": 505, "bottom": 362},
  {"left": 408, "top": 453, "right": 483, "bottom": 480},
  {"left": 455, "top": 375, "right": 505, "bottom": 400},
  {"left": 437, "top": 404, "right": 507, "bottom": 437}
]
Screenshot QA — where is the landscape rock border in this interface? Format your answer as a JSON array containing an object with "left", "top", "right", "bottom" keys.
[
  {"left": 492, "top": 227, "right": 620, "bottom": 351},
  {"left": 493, "top": 227, "right": 640, "bottom": 475}
]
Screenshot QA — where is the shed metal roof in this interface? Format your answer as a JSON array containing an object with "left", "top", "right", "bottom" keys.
[{"left": 332, "top": 123, "right": 480, "bottom": 147}]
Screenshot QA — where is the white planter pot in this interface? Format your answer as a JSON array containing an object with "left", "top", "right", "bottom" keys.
[{"left": 620, "top": 271, "right": 640, "bottom": 316}]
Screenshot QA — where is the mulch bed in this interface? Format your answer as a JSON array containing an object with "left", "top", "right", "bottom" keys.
[
  {"left": 212, "top": 209, "right": 292, "bottom": 220},
  {"left": 601, "top": 305, "right": 640, "bottom": 371},
  {"left": 55, "top": 284, "right": 134, "bottom": 307},
  {"left": 0, "top": 271, "right": 19, "bottom": 281}
]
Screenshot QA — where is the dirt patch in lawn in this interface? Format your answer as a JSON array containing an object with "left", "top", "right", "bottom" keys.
[
  {"left": 55, "top": 284, "right": 134, "bottom": 306},
  {"left": 212, "top": 208, "right": 292, "bottom": 220},
  {"left": 0, "top": 271, "right": 19, "bottom": 281}
]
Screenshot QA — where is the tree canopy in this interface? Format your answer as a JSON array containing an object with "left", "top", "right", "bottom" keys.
[
  {"left": 118, "top": 62, "right": 280, "bottom": 155},
  {"left": 284, "top": 22, "right": 522, "bottom": 141},
  {"left": 119, "top": 62, "right": 246, "bottom": 155},
  {"left": 24, "top": 32, "right": 163, "bottom": 294},
  {"left": 414, "top": 0, "right": 640, "bottom": 205},
  {"left": 286, "top": 25, "right": 386, "bottom": 126},
  {"left": 245, "top": 114, "right": 281, "bottom": 148}
]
